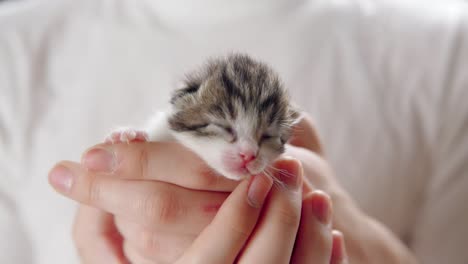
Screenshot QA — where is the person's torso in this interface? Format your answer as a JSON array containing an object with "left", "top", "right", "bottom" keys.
[{"left": 2, "top": 0, "right": 444, "bottom": 262}]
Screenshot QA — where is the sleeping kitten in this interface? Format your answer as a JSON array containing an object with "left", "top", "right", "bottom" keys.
[{"left": 105, "top": 54, "right": 300, "bottom": 180}]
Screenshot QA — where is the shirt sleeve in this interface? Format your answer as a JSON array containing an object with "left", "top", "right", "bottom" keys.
[{"left": 409, "top": 9, "right": 468, "bottom": 264}]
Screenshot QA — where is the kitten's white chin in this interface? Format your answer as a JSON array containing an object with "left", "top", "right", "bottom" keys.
[{"left": 221, "top": 166, "right": 266, "bottom": 181}]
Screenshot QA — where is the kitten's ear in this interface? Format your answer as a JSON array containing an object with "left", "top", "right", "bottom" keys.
[{"left": 170, "top": 80, "right": 201, "bottom": 106}]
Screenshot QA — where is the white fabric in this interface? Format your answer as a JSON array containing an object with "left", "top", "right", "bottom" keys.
[{"left": 0, "top": 0, "right": 467, "bottom": 263}]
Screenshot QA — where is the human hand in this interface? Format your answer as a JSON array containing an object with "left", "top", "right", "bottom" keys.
[
  {"left": 50, "top": 141, "right": 234, "bottom": 263},
  {"left": 287, "top": 114, "right": 419, "bottom": 264},
  {"left": 177, "top": 159, "right": 348, "bottom": 264},
  {"left": 49, "top": 141, "right": 347, "bottom": 263}
]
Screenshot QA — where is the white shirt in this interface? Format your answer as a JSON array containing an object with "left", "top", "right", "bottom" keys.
[{"left": 0, "top": 0, "right": 467, "bottom": 263}]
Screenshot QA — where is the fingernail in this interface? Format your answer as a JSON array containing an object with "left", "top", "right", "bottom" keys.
[
  {"left": 247, "top": 174, "right": 273, "bottom": 208},
  {"left": 275, "top": 157, "right": 302, "bottom": 190},
  {"left": 82, "top": 147, "right": 116, "bottom": 173},
  {"left": 49, "top": 165, "right": 74, "bottom": 193},
  {"left": 310, "top": 191, "right": 332, "bottom": 226}
]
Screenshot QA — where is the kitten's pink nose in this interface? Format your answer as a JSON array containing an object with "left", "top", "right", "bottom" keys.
[{"left": 239, "top": 152, "right": 256, "bottom": 163}]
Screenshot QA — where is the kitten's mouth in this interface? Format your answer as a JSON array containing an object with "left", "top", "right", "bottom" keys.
[
  {"left": 222, "top": 155, "right": 266, "bottom": 179},
  {"left": 233, "top": 164, "right": 264, "bottom": 177}
]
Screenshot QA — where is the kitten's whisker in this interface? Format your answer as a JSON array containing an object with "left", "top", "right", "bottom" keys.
[
  {"left": 278, "top": 122, "right": 295, "bottom": 128},
  {"left": 278, "top": 122, "right": 302, "bottom": 129},
  {"left": 291, "top": 127, "right": 305, "bottom": 132},
  {"left": 279, "top": 121, "right": 297, "bottom": 126},
  {"left": 267, "top": 165, "right": 297, "bottom": 179},
  {"left": 287, "top": 126, "right": 305, "bottom": 133},
  {"left": 263, "top": 169, "right": 288, "bottom": 191}
]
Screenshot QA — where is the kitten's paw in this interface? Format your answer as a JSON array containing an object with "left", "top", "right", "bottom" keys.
[{"left": 104, "top": 127, "right": 149, "bottom": 144}]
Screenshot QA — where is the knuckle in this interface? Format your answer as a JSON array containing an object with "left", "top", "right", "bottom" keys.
[
  {"left": 225, "top": 222, "right": 251, "bottom": 238},
  {"left": 139, "top": 189, "right": 183, "bottom": 224},
  {"left": 275, "top": 204, "right": 301, "bottom": 229},
  {"left": 86, "top": 175, "right": 102, "bottom": 205}
]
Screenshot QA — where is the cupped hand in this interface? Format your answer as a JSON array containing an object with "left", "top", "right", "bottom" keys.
[
  {"left": 50, "top": 152, "right": 345, "bottom": 263},
  {"left": 48, "top": 114, "right": 354, "bottom": 263},
  {"left": 286, "top": 115, "right": 419, "bottom": 264},
  {"left": 50, "top": 141, "right": 234, "bottom": 263},
  {"left": 178, "top": 159, "right": 348, "bottom": 264}
]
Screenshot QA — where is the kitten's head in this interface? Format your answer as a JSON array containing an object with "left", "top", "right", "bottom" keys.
[{"left": 168, "top": 54, "right": 300, "bottom": 180}]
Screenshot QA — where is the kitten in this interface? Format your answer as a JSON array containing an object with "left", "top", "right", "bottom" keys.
[{"left": 106, "top": 54, "right": 300, "bottom": 180}]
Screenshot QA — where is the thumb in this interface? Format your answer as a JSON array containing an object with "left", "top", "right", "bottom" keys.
[
  {"left": 176, "top": 174, "right": 273, "bottom": 264},
  {"left": 288, "top": 114, "right": 324, "bottom": 155}
]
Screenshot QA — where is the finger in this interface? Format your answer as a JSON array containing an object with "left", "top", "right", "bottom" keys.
[
  {"left": 114, "top": 217, "right": 194, "bottom": 263},
  {"left": 81, "top": 141, "right": 238, "bottom": 191},
  {"left": 122, "top": 241, "right": 156, "bottom": 264},
  {"left": 49, "top": 162, "right": 228, "bottom": 234},
  {"left": 288, "top": 113, "right": 324, "bottom": 155},
  {"left": 73, "top": 205, "right": 128, "bottom": 264},
  {"left": 291, "top": 190, "right": 333, "bottom": 264},
  {"left": 284, "top": 144, "right": 336, "bottom": 194},
  {"left": 178, "top": 174, "right": 273, "bottom": 263},
  {"left": 238, "top": 158, "right": 303, "bottom": 263},
  {"left": 331, "top": 230, "right": 349, "bottom": 264}
]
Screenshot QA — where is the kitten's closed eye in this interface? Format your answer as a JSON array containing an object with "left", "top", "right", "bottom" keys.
[
  {"left": 260, "top": 134, "right": 281, "bottom": 145},
  {"left": 191, "top": 123, "right": 209, "bottom": 130},
  {"left": 261, "top": 134, "right": 274, "bottom": 141},
  {"left": 220, "top": 125, "right": 235, "bottom": 137},
  {"left": 202, "top": 123, "right": 237, "bottom": 142}
]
